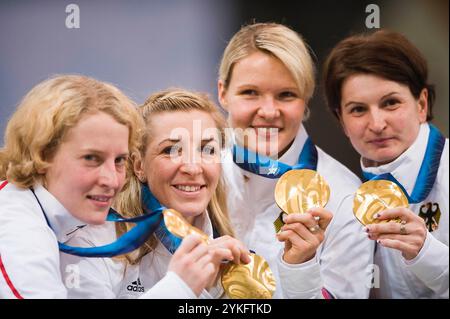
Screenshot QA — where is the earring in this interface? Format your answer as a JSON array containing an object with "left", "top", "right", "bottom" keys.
[{"left": 303, "top": 106, "right": 311, "bottom": 121}]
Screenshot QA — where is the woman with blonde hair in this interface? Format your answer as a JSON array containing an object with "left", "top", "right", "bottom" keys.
[
  {"left": 218, "top": 22, "right": 374, "bottom": 298},
  {"left": 60, "top": 88, "right": 251, "bottom": 298},
  {"left": 0, "top": 74, "right": 142, "bottom": 298}
]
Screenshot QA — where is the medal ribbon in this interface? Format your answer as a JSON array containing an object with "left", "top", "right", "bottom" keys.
[
  {"left": 33, "top": 183, "right": 181, "bottom": 257},
  {"left": 232, "top": 137, "right": 318, "bottom": 178},
  {"left": 363, "top": 124, "right": 445, "bottom": 204}
]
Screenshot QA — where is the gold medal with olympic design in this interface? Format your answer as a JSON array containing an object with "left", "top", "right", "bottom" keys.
[
  {"left": 163, "top": 209, "right": 276, "bottom": 299},
  {"left": 273, "top": 169, "right": 330, "bottom": 232},
  {"left": 353, "top": 180, "right": 408, "bottom": 225}
]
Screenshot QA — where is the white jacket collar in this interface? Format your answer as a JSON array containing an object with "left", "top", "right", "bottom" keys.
[
  {"left": 361, "top": 123, "right": 429, "bottom": 196},
  {"left": 192, "top": 209, "right": 214, "bottom": 239},
  {"left": 33, "top": 184, "right": 86, "bottom": 243}
]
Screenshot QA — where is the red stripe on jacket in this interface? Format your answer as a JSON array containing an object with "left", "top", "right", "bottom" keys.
[
  {"left": 0, "top": 255, "right": 24, "bottom": 299},
  {"left": 0, "top": 181, "right": 7, "bottom": 191},
  {"left": 322, "top": 287, "right": 334, "bottom": 299},
  {"left": 0, "top": 181, "right": 24, "bottom": 299}
]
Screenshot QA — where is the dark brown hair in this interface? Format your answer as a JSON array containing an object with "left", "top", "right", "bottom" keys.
[{"left": 322, "top": 29, "right": 435, "bottom": 120}]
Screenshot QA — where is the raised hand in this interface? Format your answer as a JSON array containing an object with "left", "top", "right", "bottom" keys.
[
  {"left": 276, "top": 207, "right": 333, "bottom": 264},
  {"left": 208, "top": 235, "right": 251, "bottom": 265},
  {"left": 167, "top": 234, "right": 217, "bottom": 296},
  {"left": 366, "top": 208, "right": 427, "bottom": 260}
]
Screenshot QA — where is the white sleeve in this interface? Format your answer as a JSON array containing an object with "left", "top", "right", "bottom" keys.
[
  {"left": 278, "top": 194, "right": 374, "bottom": 299},
  {"left": 60, "top": 235, "right": 200, "bottom": 299},
  {"left": 403, "top": 232, "right": 449, "bottom": 298},
  {"left": 0, "top": 207, "right": 67, "bottom": 299},
  {"left": 318, "top": 194, "right": 374, "bottom": 299},
  {"left": 277, "top": 251, "right": 324, "bottom": 299},
  {"left": 139, "top": 271, "right": 197, "bottom": 299},
  {"left": 59, "top": 237, "right": 118, "bottom": 299}
]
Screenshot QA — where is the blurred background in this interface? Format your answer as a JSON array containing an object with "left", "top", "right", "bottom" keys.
[{"left": 0, "top": 0, "right": 448, "bottom": 177}]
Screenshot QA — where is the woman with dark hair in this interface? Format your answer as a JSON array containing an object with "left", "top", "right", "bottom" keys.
[{"left": 323, "top": 30, "right": 448, "bottom": 298}]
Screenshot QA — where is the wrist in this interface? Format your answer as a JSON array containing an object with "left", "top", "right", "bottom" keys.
[
  {"left": 402, "top": 232, "right": 428, "bottom": 261},
  {"left": 283, "top": 251, "right": 316, "bottom": 264}
]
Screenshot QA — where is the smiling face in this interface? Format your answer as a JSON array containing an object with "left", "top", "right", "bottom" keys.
[
  {"left": 135, "top": 110, "right": 222, "bottom": 223},
  {"left": 44, "top": 112, "right": 130, "bottom": 224},
  {"left": 219, "top": 51, "right": 306, "bottom": 158},
  {"left": 340, "top": 74, "right": 428, "bottom": 166}
]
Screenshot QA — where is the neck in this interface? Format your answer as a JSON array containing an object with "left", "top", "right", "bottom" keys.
[
  {"left": 277, "top": 138, "right": 295, "bottom": 159},
  {"left": 185, "top": 215, "right": 196, "bottom": 225},
  {"left": 362, "top": 157, "right": 393, "bottom": 168},
  {"left": 256, "top": 137, "right": 295, "bottom": 159},
  {"left": 362, "top": 123, "right": 429, "bottom": 168},
  {"left": 186, "top": 212, "right": 205, "bottom": 226}
]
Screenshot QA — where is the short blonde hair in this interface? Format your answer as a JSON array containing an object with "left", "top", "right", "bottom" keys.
[
  {"left": 219, "top": 22, "right": 316, "bottom": 103},
  {"left": 114, "top": 88, "right": 234, "bottom": 264},
  {"left": 0, "top": 74, "right": 143, "bottom": 188}
]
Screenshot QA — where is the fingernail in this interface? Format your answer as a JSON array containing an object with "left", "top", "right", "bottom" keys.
[
  {"left": 367, "top": 233, "right": 372, "bottom": 239},
  {"left": 375, "top": 213, "right": 381, "bottom": 219},
  {"left": 364, "top": 227, "right": 369, "bottom": 233},
  {"left": 282, "top": 214, "right": 287, "bottom": 223},
  {"left": 377, "top": 240, "right": 381, "bottom": 244}
]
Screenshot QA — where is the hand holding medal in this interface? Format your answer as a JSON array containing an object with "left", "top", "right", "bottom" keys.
[
  {"left": 353, "top": 180, "right": 428, "bottom": 260},
  {"left": 274, "top": 169, "right": 333, "bottom": 264},
  {"left": 163, "top": 209, "right": 276, "bottom": 298},
  {"left": 353, "top": 180, "right": 407, "bottom": 226}
]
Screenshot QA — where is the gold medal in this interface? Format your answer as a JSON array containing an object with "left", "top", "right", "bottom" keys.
[
  {"left": 353, "top": 180, "right": 408, "bottom": 226},
  {"left": 274, "top": 169, "right": 330, "bottom": 215},
  {"left": 163, "top": 209, "right": 210, "bottom": 244},
  {"left": 221, "top": 253, "right": 276, "bottom": 299},
  {"left": 275, "top": 169, "right": 330, "bottom": 214},
  {"left": 273, "top": 211, "right": 286, "bottom": 233},
  {"left": 273, "top": 169, "right": 330, "bottom": 232},
  {"left": 163, "top": 209, "right": 276, "bottom": 298}
]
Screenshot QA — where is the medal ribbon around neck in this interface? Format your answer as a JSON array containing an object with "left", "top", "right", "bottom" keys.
[
  {"left": 362, "top": 124, "right": 445, "bottom": 204},
  {"left": 232, "top": 136, "right": 330, "bottom": 233},
  {"left": 232, "top": 137, "right": 318, "bottom": 178},
  {"left": 35, "top": 183, "right": 182, "bottom": 257}
]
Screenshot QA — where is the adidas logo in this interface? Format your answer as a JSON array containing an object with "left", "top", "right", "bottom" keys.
[{"left": 127, "top": 278, "right": 145, "bottom": 292}]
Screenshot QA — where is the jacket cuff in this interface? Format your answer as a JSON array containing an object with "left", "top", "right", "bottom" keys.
[
  {"left": 403, "top": 232, "right": 449, "bottom": 287},
  {"left": 140, "top": 271, "right": 197, "bottom": 299},
  {"left": 277, "top": 251, "right": 323, "bottom": 298}
]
